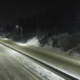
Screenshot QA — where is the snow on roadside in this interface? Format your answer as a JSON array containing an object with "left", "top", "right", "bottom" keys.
[
  {"left": 26, "top": 37, "right": 40, "bottom": 47},
  {"left": 72, "top": 52, "right": 80, "bottom": 58},
  {"left": 43, "top": 37, "right": 53, "bottom": 49},
  {"left": 25, "top": 33, "right": 80, "bottom": 58},
  {"left": 26, "top": 36, "right": 69, "bottom": 56}
]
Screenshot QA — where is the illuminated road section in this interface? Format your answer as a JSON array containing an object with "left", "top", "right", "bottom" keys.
[{"left": 0, "top": 44, "right": 65, "bottom": 80}]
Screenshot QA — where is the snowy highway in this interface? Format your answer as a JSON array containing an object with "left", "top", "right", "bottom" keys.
[
  {"left": 0, "top": 38, "right": 79, "bottom": 80},
  {"left": 0, "top": 43, "right": 67, "bottom": 80},
  {"left": 0, "top": 44, "right": 46, "bottom": 80}
]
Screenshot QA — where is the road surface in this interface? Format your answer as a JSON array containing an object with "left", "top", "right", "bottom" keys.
[
  {"left": 0, "top": 38, "right": 79, "bottom": 79},
  {"left": 0, "top": 43, "right": 54, "bottom": 80},
  {"left": 0, "top": 43, "right": 66, "bottom": 80}
]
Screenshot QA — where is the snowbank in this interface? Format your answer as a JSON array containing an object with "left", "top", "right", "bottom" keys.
[
  {"left": 26, "top": 37, "right": 40, "bottom": 47},
  {"left": 25, "top": 33, "right": 80, "bottom": 58}
]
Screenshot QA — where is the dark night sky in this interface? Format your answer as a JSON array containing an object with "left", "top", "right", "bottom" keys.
[
  {"left": 0, "top": 1, "right": 32, "bottom": 27},
  {"left": 0, "top": 0, "right": 79, "bottom": 28},
  {"left": 0, "top": 0, "right": 35, "bottom": 27},
  {"left": 0, "top": 0, "right": 52, "bottom": 27}
]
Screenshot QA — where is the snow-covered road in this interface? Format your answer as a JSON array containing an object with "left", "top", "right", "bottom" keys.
[
  {"left": 0, "top": 37, "right": 79, "bottom": 80},
  {"left": 0, "top": 43, "right": 66, "bottom": 80}
]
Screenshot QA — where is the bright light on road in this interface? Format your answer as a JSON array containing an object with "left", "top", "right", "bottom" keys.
[
  {"left": 15, "top": 42, "right": 27, "bottom": 46},
  {"left": 2, "top": 38, "right": 9, "bottom": 40}
]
